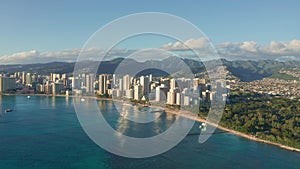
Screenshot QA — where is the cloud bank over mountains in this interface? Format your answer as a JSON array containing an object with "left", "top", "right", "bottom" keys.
[
  {"left": 217, "top": 40, "right": 300, "bottom": 60},
  {"left": 1, "top": 39, "right": 300, "bottom": 64}
]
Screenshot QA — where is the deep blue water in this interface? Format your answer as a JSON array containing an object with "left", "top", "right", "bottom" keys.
[{"left": 0, "top": 95, "right": 299, "bottom": 169}]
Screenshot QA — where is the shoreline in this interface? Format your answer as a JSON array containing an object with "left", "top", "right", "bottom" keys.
[
  {"left": 96, "top": 97, "right": 300, "bottom": 153},
  {"left": 162, "top": 108, "right": 300, "bottom": 153},
  {"left": 2, "top": 93, "right": 300, "bottom": 153}
]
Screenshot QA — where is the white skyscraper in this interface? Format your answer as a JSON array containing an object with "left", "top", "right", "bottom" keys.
[
  {"left": 123, "top": 75, "right": 131, "bottom": 97},
  {"left": 170, "top": 78, "right": 176, "bottom": 90},
  {"left": 134, "top": 84, "right": 142, "bottom": 100},
  {"left": 149, "top": 74, "right": 153, "bottom": 82},
  {"left": 112, "top": 74, "right": 116, "bottom": 88},
  {"left": 167, "top": 89, "right": 176, "bottom": 105},
  {"left": 123, "top": 75, "right": 130, "bottom": 91},
  {"left": 119, "top": 78, "right": 123, "bottom": 91},
  {"left": 176, "top": 93, "right": 181, "bottom": 105},
  {"left": 26, "top": 73, "right": 32, "bottom": 86},
  {"left": 183, "top": 96, "right": 190, "bottom": 106},
  {"left": 155, "top": 85, "right": 168, "bottom": 102},
  {"left": 22, "top": 71, "right": 26, "bottom": 85},
  {"left": 126, "top": 89, "right": 133, "bottom": 99}
]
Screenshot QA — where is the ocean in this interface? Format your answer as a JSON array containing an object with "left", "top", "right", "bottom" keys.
[{"left": 0, "top": 95, "right": 299, "bottom": 169}]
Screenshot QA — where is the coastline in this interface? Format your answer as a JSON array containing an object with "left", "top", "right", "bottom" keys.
[
  {"left": 94, "top": 97, "right": 300, "bottom": 153},
  {"left": 2, "top": 93, "right": 300, "bottom": 153},
  {"left": 162, "top": 108, "right": 300, "bottom": 153},
  {"left": 93, "top": 96, "right": 300, "bottom": 153}
]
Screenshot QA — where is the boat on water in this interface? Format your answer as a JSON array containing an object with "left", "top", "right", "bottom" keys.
[
  {"left": 199, "top": 123, "right": 207, "bottom": 132},
  {"left": 5, "top": 109, "right": 12, "bottom": 113},
  {"left": 27, "top": 96, "right": 31, "bottom": 99}
]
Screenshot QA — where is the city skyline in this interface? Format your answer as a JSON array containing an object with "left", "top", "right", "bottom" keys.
[{"left": 0, "top": 1, "right": 299, "bottom": 168}]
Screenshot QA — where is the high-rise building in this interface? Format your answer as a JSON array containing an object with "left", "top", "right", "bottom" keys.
[
  {"left": 140, "top": 76, "right": 150, "bottom": 95},
  {"left": 44, "top": 82, "right": 52, "bottom": 94},
  {"left": 183, "top": 96, "right": 190, "bottom": 106},
  {"left": 167, "top": 89, "right": 176, "bottom": 105},
  {"left": 52, "top": 83, "right": 64, "bottom": 95},
  {"left": 99, "top": 74, "right": 108, "bottom": 95},
  {"left": 26, "top": 73, "right": 32, "bottom": 86},
  {"left": 36, "top": 84, "right": 45, "bottom": 93},
  {"left": 125, "top": 89, "right": 133, "bottom": 99},
  {"left": 176, "top": 93, "right": 181, "bottom": 105},
  {"left": 119, "top": 78, "right": 123, "bottom": 91},
  {"left": 51, "top": 73, "right": 61, "bottom": 82},
  {"left": 134, "top": 84, "right": 142, "bottom": 100},
  {"left": 0, "top": 77, "right": 16, "bottom": 93},
  {"left": 123, "top": 75, "right": 130, "bottom": 91},
  {"left": 170, "top": 79, "right": 176, "bottom": 90},
  {"left": 62, "top": 74, "right": 68, "bottom": 87},
  {"left": 112, "top": 74, "right": 116, "bottom": 88},
  {"left": 155, "top": 85, "right": 168, "bottom": 102},
  {"left": 31, "top": 74, "right": 37, "bottom": 83},
  {"left": 17, "top": 72, "right": 21, "bottom": 79},
  {"left": 149, "top": 74, "right": 153, "bottom": 82},
  {"left": 205, "top": 90, "right": 212, "bottom": 102},
  {"left": 86, "top": 74, "right": 94, "bottom": 94},
  {"left": 14, "top": 72, "right": 18, "bottom": 79},
  {"left": 22, "top": 71, "right": 26, "bottom": 85},
  {"left": 167, "top": 79, "right": 178, "bottom": 105},
  {"left": 61, "top": 74, "right": 67, "bottom": 79},
  {"left": 123, "top": 75, "right": 131, "bottom": 97}
]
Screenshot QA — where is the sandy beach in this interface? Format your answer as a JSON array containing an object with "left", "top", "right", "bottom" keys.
[
  {"left": 161, "top": 107, "right": 300, "bottom": 153},
  {"left": 94, "top": 97, "right": 300, "bottom": 153}
]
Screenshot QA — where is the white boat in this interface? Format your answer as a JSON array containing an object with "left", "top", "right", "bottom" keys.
[
  {"left": 27, "top": 96, "right": 31, "bottom": 99},
  {"left": 5, "top": 109, "right": 12, "bottom": 113},
  {"left": 81, "top": 98, "right": 85, "bottom": 102},
  {"left": 199, "top": 123, "right": 207, "bottom": 132}
]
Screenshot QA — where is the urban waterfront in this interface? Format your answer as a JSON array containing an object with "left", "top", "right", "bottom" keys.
[{"left": 0, "top": 95, "right": 299, "bottom": 169}]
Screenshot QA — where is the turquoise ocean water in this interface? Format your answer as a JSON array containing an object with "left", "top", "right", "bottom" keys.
[{"left": 0, "top": 95, "right": 299, "bottom": 169}]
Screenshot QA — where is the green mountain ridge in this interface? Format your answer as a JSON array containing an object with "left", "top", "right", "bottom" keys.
[{"left": 0, "top": 58, "right": 299, "bottom": 82}]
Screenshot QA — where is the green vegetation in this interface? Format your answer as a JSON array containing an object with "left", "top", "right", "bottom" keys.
[
  {"left": 97, "top": 93, "right": 112, "bottom": 98},
  {"left": 270, "top": 72, "right": 299, "bottom": 81},
  {"left": 1, "top": 89, "right": 16, "bottom": 94},
  {"left": 2, "top": 58, "right": 299, "bottom": 82},
  {"left": 199, "top": 92, "right": 300, "bottom": 149},
  {"left": 222, "top": 59, "right": 300, "bottom": 81},
  {"left": 130, "top": 99, "right": 147, "bottom": 105},
  {"left": 166, "top": 104, "right": 181, "bottom": 110}
]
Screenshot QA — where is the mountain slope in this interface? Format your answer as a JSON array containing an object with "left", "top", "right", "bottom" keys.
[{"left": 0, "top": 58, "right": 299, "bottom": 82}]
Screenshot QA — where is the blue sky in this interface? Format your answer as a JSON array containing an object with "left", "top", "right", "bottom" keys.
[{"left": 0, "top": 0, "right": 300, "bottom": 62}]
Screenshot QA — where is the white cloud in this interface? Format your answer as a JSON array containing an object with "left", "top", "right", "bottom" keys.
[
  {"left": 0, "top": 48, "right": 134, "bottom": 64},
  {"left": 239, "top": 41, "right": 258, "bottom": 53},
  {"left": 161, "top": 38, "right": 300, "bottom": 60},
  {"left": 161, "top": 38, "right": 210, "bottom": 50},
  {"left": 0, "top": 49, "right": 82, "bottom": 64},
  {"left": 1, "top": 39, "right": 300, "bottom": 64},
  {"left": 260, "top": 40, "right": 300, "bottom": 55},
  {"left": 217, "top": 40, "right": 300, "bottom": 60}
]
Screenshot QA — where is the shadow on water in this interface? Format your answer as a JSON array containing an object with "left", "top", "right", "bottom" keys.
[{"left": 187, "top": 130, "right": 228, "bottom": 136}]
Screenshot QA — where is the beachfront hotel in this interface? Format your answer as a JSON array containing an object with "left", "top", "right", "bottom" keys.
[{"left": 0, "top": 76, "right": 16, "bottom": 93}]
